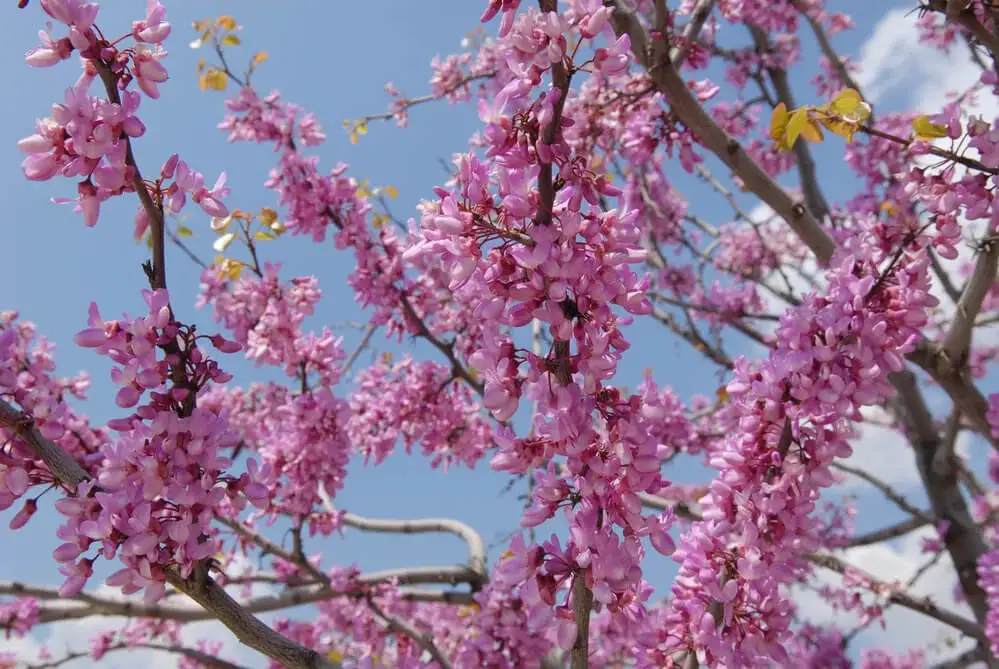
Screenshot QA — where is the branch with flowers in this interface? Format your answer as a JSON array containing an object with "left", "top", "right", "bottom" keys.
[{"left": 5, "top": 0, "right": 999, "bottom": 668}]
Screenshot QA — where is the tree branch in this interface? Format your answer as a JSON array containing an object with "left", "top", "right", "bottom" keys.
[
  {"left": 607, "top": 0, "right": 837, "bottom": 265},
  {"left": 0, "top": 403, "right": 338, "bottom": 669},
  {"left": 805, "top": 552, "right": 987, "bottom": 644},
  {"left": 941, "top": 239, "right": 999, "bottom": 364}
]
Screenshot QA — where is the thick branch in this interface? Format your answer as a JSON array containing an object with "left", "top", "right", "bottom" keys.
[
  {"left": 941, "top": 240, "right": 999, "bottom": 363},
  {"left": 0, "top": 399, "right": 89, "bottom": 490},
  {"left": 607, "top": 0, "right": 837, "bottom": 265},
  {"left": 0, "top": 404, "right": 337, "bottom": 669},
  {"left": 571, "top": 574, "right": 594, "bottom": 669},
  {"left": 669, "top": 0, "right": 717, "bottom": 65},
  {"left": 892, "top": 370, "right": 991, "bottom": 627}
]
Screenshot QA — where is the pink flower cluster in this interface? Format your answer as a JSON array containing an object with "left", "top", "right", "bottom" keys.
[
  {"left": 648, "top": 217, "right": 938, "bottom": 665},
  {"left": 19, "top": 0, "right": 227, "bottom": 230},
  {"left": 347, "top": 357, "right": 494, "bottom": 469},
  {"left": 55, "top": 289, "right": 266, "bottom": 602}
]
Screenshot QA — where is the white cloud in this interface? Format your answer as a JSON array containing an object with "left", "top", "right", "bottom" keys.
[{"left": 856, "top": 8, "right": 989, "bottom": 114}]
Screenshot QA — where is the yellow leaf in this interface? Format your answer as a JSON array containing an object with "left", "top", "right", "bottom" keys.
[
  {"left": 785, "top": 108, "right": 809, "bottom": 150},
  {"left": 270, "top": 221, "right": 286, "bottom": 235},
  {"left": 381, "top": 352, "right": 393, "bottom": 364},
  {"left": 327, "top": 650, "right": 344, "bottom": 663},
  {"left": 716, "top": 386, "right": 729, "bottom": 403},
  {"left": 190, "top": 30, "right": 212, "bottom": 50},
  {"left": 215, "top": 257, "right": 244, "bottom": 281},
  {"left": 197, "top": 57, "right": 206, "bottom": 73},
  {"left": 252, "top": 51, "right": 269, "bottom": 65},
  {"left": 349, "top": 132, "right": 358, "bottom": 145},
  {"left": 213, "top": 231, "right": 237, "bottom": 252},
  {"left": 198, "top": 74, "right": 208, "bottom": 91},
  {"left": 880, "top": 201, "right": 899, "bottom": 215},
  {"left": 372, "top": 214, "right": 389, "bottom": 229},
  {"left": 222, "top": 34, "right": 241, "bottom": 46},
  {"left": 829, "top": 88, "right": 871, "bottom": 122},
  {"left": 254, "top": 231, "right": 276, "bottom": 241},
  {"left": 356, "top": 122, "right": 368, "bottom": 136},
  {"left": 770, "top": 102, "right": 789, "bottom": 143},
  {"left": 192, "top": 19, "right": 211, "bottom": 32},
  {"left": 217, "top": 15, "right": 238, "bottom": 31},
  {"left": 912, "top": 115, "right": 948, "bottom": 140},
  {"left": 819, "top": 117, "right": 858, "bottom": 143},
  {"left": 799, "top": 118, "right": 824, "bottom": 144},
  {"left": 202, "top": 70, "right": 228, "bottom": 91},
  {"left": 176, "top": 225, "right": 193, "bottom": 238},
  {"left": 257, "top": 207, "right": 278, "bottom": 226},
  {"left": 383, "top": 185, "right": 399, "bottom": 199}
]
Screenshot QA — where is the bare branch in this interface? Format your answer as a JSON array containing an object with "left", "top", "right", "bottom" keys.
[
  {"left": 318, "top": 485, "right": 487, "bottom": 581},
  {"left": 845, "top": 516, "right": 930, "bottom": 548},
  {"left": 832, "top": 462, "right": 934, "bottom": 523},
  {"left": 805, "top": 552, "right": 986, "bottom": 643},
  {"left": 25, "top": 642, "right": 249, "bottom": 669},
  {"left": 669, "top": 0, "right": 717, "bottom": 65}
]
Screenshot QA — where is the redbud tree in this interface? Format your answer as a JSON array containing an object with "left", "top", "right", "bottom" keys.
[{"left": 3, "top": 0, "right": 999, "bottom": 667}]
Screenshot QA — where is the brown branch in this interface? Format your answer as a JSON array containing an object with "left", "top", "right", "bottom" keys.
[
  {"left": 25, "top": 642, "right": 248, "bottom": 669},
  {"left": 0, "top": 399, "right": 89, "bottom": 490},
  {"left": 571, "top": 573, "right": 594, "bottom": 669},
  {"left": 607, "top": 0, "right": 837, "bottom": 265},
  {"left": 669, "top": 0, "right": 717, "bottom": 65},
  {"left": 941, "top": 239, "right": 999, "bottom": 364},
  {"left": 805, "top": 552, "right": 987, "bottom": 643},
  {"left": 907, "top": 343, "right": 999, "bottom": 449},
  {"left": 892, "top": 370, "right": 991, "bottom": 630},
  {"left": 845, "top": 516, "right": 930, "bottom": 548},
  {"left": 0, "top": 405, "right": 337, "bottom": 669},
  {"left": 366, "top": 596, "right": 454, "bottom": 669},
  {"left": 832, "top": 462, "right": 934, "bottom": 523}
]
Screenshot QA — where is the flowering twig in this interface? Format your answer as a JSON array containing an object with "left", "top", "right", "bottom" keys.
[{"left": 0, "top": 403, "right": 338, "bottom": 669}]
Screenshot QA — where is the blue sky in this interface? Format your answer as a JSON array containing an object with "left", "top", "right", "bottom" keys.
[{"left": 2, "top": 1, "right": 996, "bottom": 665}]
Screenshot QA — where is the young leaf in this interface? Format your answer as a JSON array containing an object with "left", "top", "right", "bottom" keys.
[
  {"left": 829, "top": 88, "right": 871, "bottom": 121},
  {"left": 785, "top": 108, "right": 809, "bottom": 149},
  {"left": 770, "top": 102, "right": 789, "bottom": 144},
  {"left": 222, "top": 34, "right": 241, "bottom": 46},
  {"left": 912, "top": 115, "right": 948, "bottom": 139},
  {"left": 200, "top": 69, "right": 227, "bottom": 91}
]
